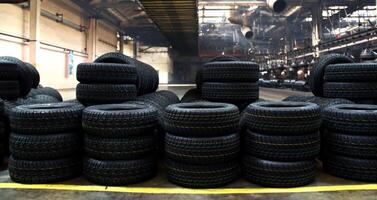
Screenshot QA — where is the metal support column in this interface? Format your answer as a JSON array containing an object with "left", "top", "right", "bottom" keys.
[
  {"left": 312, "top": 5, "right": 322, "bottom": 58},
  {"left": 29, "top": 0, "right": 41, "bottom": 67}
]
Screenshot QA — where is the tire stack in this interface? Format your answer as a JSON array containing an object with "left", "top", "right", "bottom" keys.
[
  {"left": 94, "top": 52, "right": 159, "bottom": 96},
  {"left": 322, "top": 104, "right": 377, "bottom": 181},
  {"left": 323, "top": 63, "right": 377, "bottom": 103},
  {"left": 76, "top": 62, "right": 138, "bottom": 105},
  {"left": 0, "top": 57, "right": 40, "bottom": 100},
  {"left": 200, "top": 60, "right": 260, "bottom": 108},
  {"left": 163, "top": 102, "right": 240, "bottom": 188},
  {"left": 241, "top": 101, "right": 322, "bottom": 187},
  {"left": 82, "top": 103, "right": 159, "bottom": 185},
  {"left": 8, "top": 102, "right": 84, "bottom": 183},
  {"left": 181, "top": 88, "right": 207, "bottom": 103}
]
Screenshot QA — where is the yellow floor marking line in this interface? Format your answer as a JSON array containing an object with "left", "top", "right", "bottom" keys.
[{"left": 0, "top": 183, "right": 377, "bottom": 194}]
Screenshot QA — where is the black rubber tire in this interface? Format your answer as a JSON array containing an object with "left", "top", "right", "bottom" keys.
[
  {"left": 243, "top": 101, "right": 321, "bottom": 135},
  {"left": 0, "top": 60, "right": 18, "bottom": 80},
  {"left": 209, "top": 56, "right": 240, "bottom": 62},
  {"left": 283, "top": 96, "right": 353, "bottom": 110},
  {"left": 323, "top": 104, "right": 377, "bottom": 135},
  {"left": 156, "top": 90, "right": 180, "bottom": 104},
  {"left": 180, "top": 88, "right": 207, "bottom": 103},
  {"left": 242, "top": 155, "right": 316, "bottom": 188},
  {"left": 39, "top": 87, "right": 63, "bottom": 101},
  {"left": 165, "top": 133, "right": 240, "bottom": 164},
  {"left": 324, "top": 130, "right": 377, "bottom": 159},
  {"left": 0, "top": 56, "right": 33, "bottom": 97},
  {"left": 202, "top": 61, "right": 259, "bottom": 82},
  {"left": 10, "top": 102, "right": 84, "bottom": 135},
  {"left": 9, "top": 156, "right": 81, "bottom": 183},
  {"left": 83, "top": 157, "right": 157, "bottom": 186},
  {"left": 77, "top": 63, "right": 137, "bottom": 84},
  {"left": 135, "top": 62, "right": 159, "bottom": 95},
  {"left": 84, "top": 134, "right": 155, "bottom": 160},
  {"left": 323, "top": 82, "right": 377, "bottom": 99},
  {"left": 16, "top": 95, "right": 59, "bottom": 105},
  {"left": 94, "top": 53, "right": 158, "bottom": 95},
  {"left": 9, "top": 132, "right": 81, "bottom": 160},
  {"left": 166, "top": 159, "right": 239, "bottom": 188},
  {"left": 25, "top": 63, "right": 40, "bottom": 88},
  {"left": 310, "top": 54, "right": 354, "bottom": 97},
  {"left": 76, "top": 83, "right": 137, "bottom": 105},
  {"left": 0, "top": 81, "right": 20, "bottom": 100},
  {"left": 94, "top": 52, "right": 135, "bottom": 64},
  {"left": 164, "top": 102, "right": 239, "bottom": 137},
  {"left": 323, "top": 153, "right": 377, "bottom": 182},
  {"left": 324, "top": 63, "right": 377, "bottom": 82},
  {"left": 244, "top": 130, "right": 320, "bottom": 161},
  {"left": 201, "top": 82, "right": 259, "bottom": 102},
  {"left": 82, "top": 103, "right": 158, "bottom": 138}
]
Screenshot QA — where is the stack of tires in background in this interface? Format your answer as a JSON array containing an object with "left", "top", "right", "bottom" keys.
[
  {"left": 322, "top": 104, "right": 377, "bottom": 181},
  {"left": 163, "top": 102, "right": 240, "bottom": 188},
  {"left": 310, "top": 53, "right": 377, "bottom": 104},
  {"left": 241, "top": 101, "right": 322, "bottom": 187},
  {"left": 77, "top": 52, "right": 159, "bottom": 105},
  {"left": 8, "top": 102, "right": 84, "bottom": 183},
  {"left": 82, "top": 103, "right": 159, "bottom": 185},
  {"left": 199, "top": 57, "right": 260, "bottom": 109}
]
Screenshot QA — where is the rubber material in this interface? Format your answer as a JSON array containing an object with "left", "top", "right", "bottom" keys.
[
  {"left": 243, "top": 101, "right": 321, "bottom": 135},
  {"left": 324, "top": 63, "right": 377, "bottom": 82},
  {"left": 202, "top": 61, "right": 259, "bottom": 82},
  {"left": 9, "top": 156, "right": 81, "bottom": 184},
  {"left": 0, "top": 81, "right": 20, "bottom": 100},
  {"left": 83, "top": 157, "right": 157, "bottom": 186},
  {"left": 10, "top": 102, "right": 84, "bottom": 134},
  {"left": 202, "top": 82, "right": 259, "bottom": 102},
  {"left": 310, "top": 54, "right": 354, "bottom": 97},
  {"left": 82, "top": 103, "right": 158, "bottom": 138},
  {"left": 77, "top": 63, "right": 137, "bottom": 84},
  {"left": 323, "top": 82, "right": 377, "bottom": 99},
  {"left": 166, "top": 159, "right": 239, "bottom": 188},
  {"left": 323, "top": 104, "right": 377, "bottom": 135},
  {"left": 165, "top": 133, "right": 240, "bottom": 164},
  {"left": 244, "top": 130, "right": 320, "bottom": 161},
  {"left": 9, "top": 132, "right": 81, "bottom": 160},
  {"left": 242, "top": 155, "right": 316, "bottom": 188},
  {"left": 323, "top": 153, "right": 377, "bottom": 182},
  {"left": 76, "top": 83, "right": 137, "bottom": 105},
  {"left": 164, "top": 102, "right": 239, "bottom": 137},
  {"left": 84, "top": 134, "right": 155, "bottom": 160}
]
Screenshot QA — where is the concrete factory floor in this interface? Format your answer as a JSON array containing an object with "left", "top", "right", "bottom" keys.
[{"left": 1, "top": 86, "right": 376, "bottom": 200}]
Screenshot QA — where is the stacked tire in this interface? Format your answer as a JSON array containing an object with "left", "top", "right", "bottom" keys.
[
  {"left": 181, "top": 88, "right": 207, "bottom": 103},
  {"left": 241, "top": 101, "right": 322, "bottom": 187},
  {"left": 0, "top": 57, "right": 40, "bottom": 100},
  {"left": 76, "top": 62, "right": 138, "bottom": 105},
  {"left": 200, "top": 60, "right": 260, "bottom": 108},
  {"left": 94, "top": 52, "right": 159, "bottom": 96},
  {"left": 8, "top": 102, "right": 84, "bottom": 183},
  {"left": 322, "top": 104, "right": 377, "bottom": 181},
  {"left": 82, "top": 103, "right": 159, "bottom": 185},
  {"left": 164, "top": 102, "right": 240, "bottom": 188},
  {"left": 323, "top": 63, "right": 377, "bottom": 101}
]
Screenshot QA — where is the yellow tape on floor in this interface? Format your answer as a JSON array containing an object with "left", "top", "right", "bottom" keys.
[{"left": 0, "top": 183, "right": 376, "bottom": 194}]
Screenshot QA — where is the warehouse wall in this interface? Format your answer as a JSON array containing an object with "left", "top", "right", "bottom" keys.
[
  {"left": 0, "top": 1, "right": 171, "bottom": 88},
  {"left": 0, "top": 2, "right": 118, "bottom": 89}
]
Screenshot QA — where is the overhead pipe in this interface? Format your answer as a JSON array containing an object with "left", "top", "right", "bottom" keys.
[{"left": 41, "top": 10, "right": 86, "bottom": 32}]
